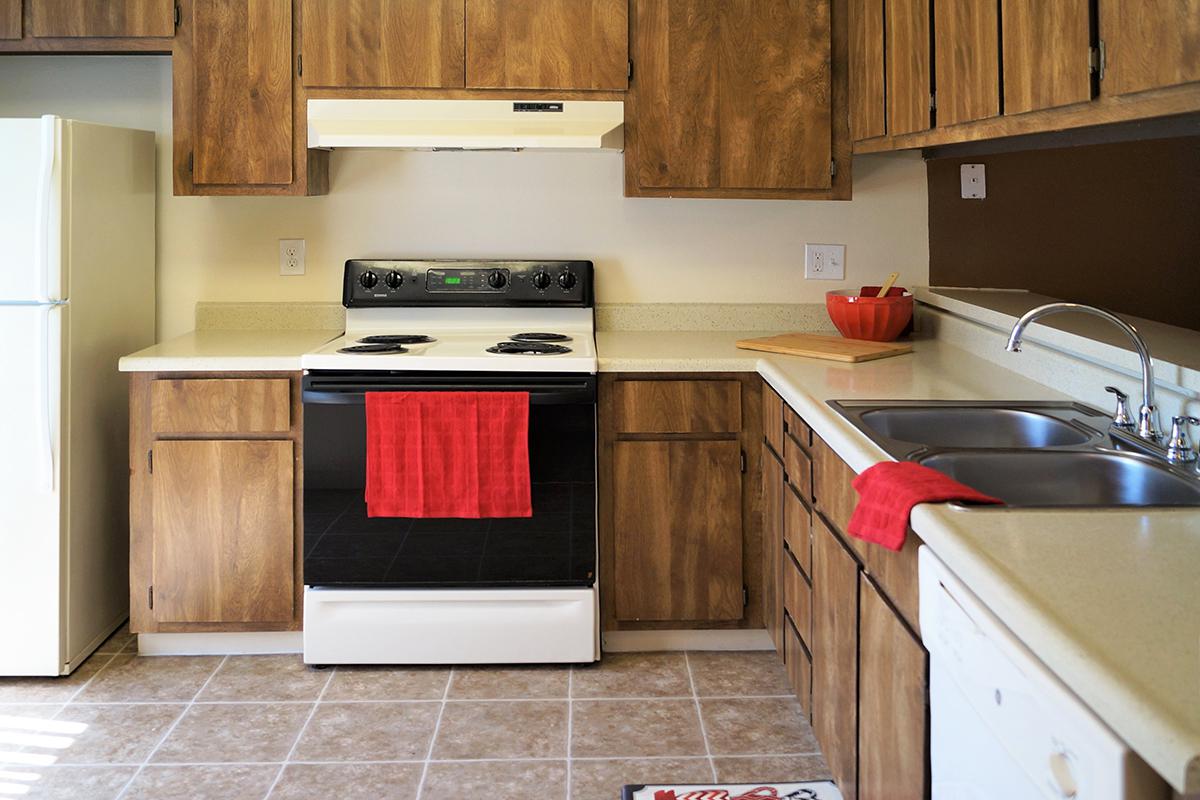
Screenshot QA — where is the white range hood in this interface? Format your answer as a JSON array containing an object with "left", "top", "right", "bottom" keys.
[{"left": 307, "top": 99, "right": 624, "bottom": 152}]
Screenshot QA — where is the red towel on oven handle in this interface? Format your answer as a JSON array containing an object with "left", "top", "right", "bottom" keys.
[
  {"left": 365, "top": 391, "right": 533, "bottom": 519},
  {"left": 847, "top": 461, "right": 1003, "bottom": 551}
]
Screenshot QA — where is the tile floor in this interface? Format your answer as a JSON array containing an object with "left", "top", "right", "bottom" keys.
[{"left": 0, "top": 626, "right": 830, "bottom": 800}]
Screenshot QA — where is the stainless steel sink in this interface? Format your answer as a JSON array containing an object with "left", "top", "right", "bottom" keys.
[
  {"left": 919, "top": 450, "right": 1200, "bottom": 508},
  {"left": 858, "top": 407, "right": 1094, "bottom": 449}
]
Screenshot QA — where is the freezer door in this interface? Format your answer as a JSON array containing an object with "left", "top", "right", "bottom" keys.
[
  {"left": 0, "top": 117, "right": 63, "bottom": 302},
  {"left": 0, "top": 304, "right": 66, "bottom": 676}
]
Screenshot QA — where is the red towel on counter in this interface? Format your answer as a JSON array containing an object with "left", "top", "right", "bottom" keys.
[
  {"left": 847, "top": 461, "right": 1003, "bottom": 551},
  {"left": 365, "top": 392, "right": 532, "bottom": 518}
]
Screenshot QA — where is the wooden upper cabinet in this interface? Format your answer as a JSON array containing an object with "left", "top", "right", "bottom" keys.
[
  {"left": 631, "top": 0, "right": 833, "bottom": 194},
  {"left": 933, "top": 0, "right": 1000, "bottom": 126},
  {"left": 849, "top": 0, "right": 885, "bottom": 140},
  {"left": 1099, "top": 0, "right": 1200, "bottom": 97},
  {"left": 1001, "top": 0, "right": 1092, "bottom": 115},
  {"left": 32, "top": 0, "right": 174, "bottom": 38},
  {"left": 0, "top": 0, "right": 21, "bottom": 39},
  {"left": 301, "top": 0, "right": 465, "bottom": 88},
  {"left": 465, "top": 0, "right": 629, "bottom": 90},
  {"left": 151, "top": 440, "right": 295, "bottom": 624},
  {"left": 177, "top": 0, "right": 294, "bottom": 189},
  {"left": 613, "top": 439, "right": 744, "bottom": 621},
  {"left": 857, "top": 575, "right": 928, "bottom": 800},
  {"left": 885, "top": 0, "right": 931, "bottom": 136}
]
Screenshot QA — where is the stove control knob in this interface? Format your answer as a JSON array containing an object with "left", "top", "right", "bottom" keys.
[
  {"left": 557, "top": 271, "right": 578, "bottom": 290},
  {"left": 532, "top": 270, "right": 552, "bottom": 290},
  {"left": 487, "top": 270, "right": 508, "bottom": 289},
  {"left": 359, "top": 270, "right": 379, "bottom": 290},
  {"left": 385, "top": 270, "right": 404, "bottom": 289}
]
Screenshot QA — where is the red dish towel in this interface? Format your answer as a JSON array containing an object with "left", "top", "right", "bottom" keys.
[
  {"left": 847, "top": 461, "right": 1003, "bottom": 551},
  {"left": 365, "top": 392, "right": 532, "bottom": 518}
]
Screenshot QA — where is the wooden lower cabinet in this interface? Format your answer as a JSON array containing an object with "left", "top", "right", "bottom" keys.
[
  {"left": 784, "top": 614, "right": 812, "bottom": 717},
  {"left": 129, "top": 372, "right": 304, "bottom": 634},
  {"left": 762, "top": 443, "right": 784, "bottom": 650},
  {"left": 151, "top": 440, "right": 295, "bottom": 624},
  {"left": 812, "top": 514, "right": 860, "bottom": 800},
  {"left": 858, "top": 575, "right": 929, "bottom": 800},
  {"left": 612, "top": 439, "right": 744, "bottom": 621}
]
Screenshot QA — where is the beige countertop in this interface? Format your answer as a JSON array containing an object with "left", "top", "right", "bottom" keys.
[
  {"left": 118, "top": 329, "right": 338, "bottom": 372},
  {"left": 604, "top": 329, "right": 1200, "bottom": 793},
  {"left": 120, "top": 324, "right": 1200, "bottom": 790}
]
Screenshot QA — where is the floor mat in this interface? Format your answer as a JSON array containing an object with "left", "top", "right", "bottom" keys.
[{"left": 622, "top": 782, "right": 843, "bottom": 800}]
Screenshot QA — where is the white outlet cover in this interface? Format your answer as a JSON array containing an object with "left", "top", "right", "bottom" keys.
[
  {"left": 279, "top": 238, "right": 305, "bottom": 276},
  {"left": 805, "top": 243, "right": 845, "bottom": 281},
  {"left": 960, "top": 164, "right": 986, "bottom": 199}
]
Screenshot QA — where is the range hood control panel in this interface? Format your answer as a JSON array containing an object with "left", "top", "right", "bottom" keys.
[{"left": 343, "top": 259, "right": 593, "bottom": 308}]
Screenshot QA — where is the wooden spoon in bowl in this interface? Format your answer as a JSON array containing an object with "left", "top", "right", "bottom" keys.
[{"left": 876, "top": 272, "right": 900, "bottom": 298}]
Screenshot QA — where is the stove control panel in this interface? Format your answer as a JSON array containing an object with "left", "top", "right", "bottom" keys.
[{"left": 343, "top": 260, "right": 593, "bottom": 307}]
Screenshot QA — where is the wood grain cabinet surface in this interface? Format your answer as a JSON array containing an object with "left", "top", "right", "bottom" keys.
[
  {"left": 784, "top": 614, "right": 812, "bottom": 717},
  {"left": 1099, "top": 0, "right": 1200, "bottom": 97},
  {"left": 129, "top": 372, "right": 304, "bottom": 634},
  {"left": 613, "top": 378, "right": 742, "bottom": 434},
  {"left": 32, "top": 0, "right": 174, "bottom": 37},
  {"left": 885, "top": 0, "right": 931, "bottom": 137},
  {"left": 0, "top": 0, "right": 19, "bottom": 39},
  {"left": 627, "top": 0, "right": 846, "bottom": 199},
  {"left": 848, "top": 0, "right": 885, "bottom": 140},
  {"left": 762, "top": 443, "right": 785, "bottom": 651},
  {"left": 932, "top": 0, "right": 1000, "bottom": 127},
  {"left": 1001, "top": 0, "right": 1092, "bottom": 115},
  {"left": 466, "top": 0, "right": 629, "bottom": 90},
  {"left": 300, "top": 0, "right": 465, "bottom": 88}
]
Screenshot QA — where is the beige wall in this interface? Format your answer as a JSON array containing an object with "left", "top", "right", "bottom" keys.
[{"left": 1, "top": 56, "right": 930, "bottom": 339}]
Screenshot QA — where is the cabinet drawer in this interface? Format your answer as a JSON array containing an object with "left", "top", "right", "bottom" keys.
[
  {"left": 151, "top": 378, "right": 291, "bottom": 434},
  {"left": 783, "top": 548, "right": 811, "bottom": 649},
  {"left": 783, "top": 483, "right": 812, "bottom": 578},
  {"left": 784, "top": 614, "right": 812, "bottom": 717},
  {"left": 784, "top": 432, "right": 813, "bottom": 502},
  {"left": 763, "top": 383, "right": 784, "bottom": 454},
  {"left": 614, "top": 380, "right": 741, "bottom": 434},
  {"left": 784, "top": 405, "right": 812, "bottom": 449}
]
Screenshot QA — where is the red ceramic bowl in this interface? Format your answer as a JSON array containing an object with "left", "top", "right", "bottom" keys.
[{"left": 825, "top": 288, "right": 914, "bottom": 342}]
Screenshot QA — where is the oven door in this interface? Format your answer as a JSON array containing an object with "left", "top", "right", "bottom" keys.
[{"left": 302, "top": 371, "right": 597, "bottom": 590}]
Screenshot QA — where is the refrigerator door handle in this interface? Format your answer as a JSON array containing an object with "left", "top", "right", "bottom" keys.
[
  {"left": 38, "top": 304, "right": 57, "bottom": 490},
  {"left": 35, "top": 116, "right": 56, "bottom": 303}
]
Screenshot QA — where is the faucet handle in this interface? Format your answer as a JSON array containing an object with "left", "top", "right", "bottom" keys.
[
  {"left": 1105, "top": 386, "right": 1134, "bottom": 429},
  {"left": 1167, "top": 416, "right": 1200, "bottom": 464}
]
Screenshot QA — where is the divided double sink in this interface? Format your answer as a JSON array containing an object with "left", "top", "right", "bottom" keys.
[{"left": 830, "top": 401, "right": 1200, "bottom": 509}]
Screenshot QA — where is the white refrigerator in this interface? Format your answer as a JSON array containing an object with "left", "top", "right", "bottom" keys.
[{"left": 0, "top": 117, "right": 156, "bottom": 676}]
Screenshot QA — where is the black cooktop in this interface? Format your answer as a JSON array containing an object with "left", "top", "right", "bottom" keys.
[{"left": 487, "top": 342, "right": 573, "bottom": 355}]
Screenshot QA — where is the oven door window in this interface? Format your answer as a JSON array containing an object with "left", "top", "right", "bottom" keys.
[{"left": 303, "top": 387, "right": 596, "bottom": 589}]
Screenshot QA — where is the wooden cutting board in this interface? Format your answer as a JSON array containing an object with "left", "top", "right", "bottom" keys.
[{"left": 736, "top": 332, "right": 912, "bottom": 362}]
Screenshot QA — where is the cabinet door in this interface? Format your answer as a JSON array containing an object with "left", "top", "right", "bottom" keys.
[
  {"left": 0, "top": 0, "right": 21, "bottom": 39},
  {"left": 613, "top": 440, "right": 744, "bottom": 621},
  {"left": 466, "top": 0, "right": 628, "bottom": 90},
  {"left": 1099, "top": 0, "right": 1200, "bottom": 97},
  {"left": 632, "top": 0, "right": 832, "bottom": 192},
  {"left": 933, "top": 0, "right": 1000, "bottom": 126},
  {"left": 152, "top": 440, "right": 294, "bottom": 623},
  {"left": 858, "top": 576, "right": 928, "bottom": 800},
  {"left": 812, "top": 516, "right": 859, "bottom": 800},
  {"left": 762, "top": 444, "right": 784, "bottom": 651},
  {"left": 849, "top": 0, "right": 885, "bottom": 140},
  {"left": 301, "top": 0, "right": 465, "bottom": 88},
  {"left": 1001, "top": 0, "right": 1091, "bottom": 115},
  {"left": 885, "top": 0, "right": 931, "bottom": 135},
  {"left": 183, "top": 0, "right": 293, "bottom": 187},
  {"left": 32, "top": 0, "right": 173, "bottom": 37}
]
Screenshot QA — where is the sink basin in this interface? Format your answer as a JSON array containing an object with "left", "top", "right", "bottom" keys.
[
  {"left": 858, "top": 407, "right": 1094, "bottom": 449},
  {"left": 919, "top": 451, "right": 1200, "bottom": 508}
]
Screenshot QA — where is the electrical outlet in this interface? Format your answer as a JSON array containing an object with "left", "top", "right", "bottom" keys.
[
  {"left": 960, "top": 164, "right": 986, "bottom": 199},
  {"left": 805, "top": 243, "right": 845, "bottom": 280},
  {"left": 279, "top": 239, "right": 305, "bottom": 276}
]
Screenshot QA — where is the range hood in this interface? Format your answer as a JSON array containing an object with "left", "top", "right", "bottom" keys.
[{"left": 307, "top": 99, "right": 624, "bottom": 152}]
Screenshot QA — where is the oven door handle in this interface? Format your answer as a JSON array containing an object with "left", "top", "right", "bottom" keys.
[{"left": 302, "top": 386, "right": 595, "bottom": 406}]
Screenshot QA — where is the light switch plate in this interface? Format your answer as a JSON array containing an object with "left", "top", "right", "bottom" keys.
[
  {"left": 805, "top": 243, "right": 845, "bottom": 280},
  {"left": 960, "top": 164, "right": 986, "bottom": 199},
  {"left": 279, "top": 239, "right": 305, "bottom": 276}
]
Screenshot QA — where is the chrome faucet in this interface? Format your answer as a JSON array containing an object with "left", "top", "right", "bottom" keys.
[{"left": 1005, "top": 303, "right": 1161, "bottom": 443}]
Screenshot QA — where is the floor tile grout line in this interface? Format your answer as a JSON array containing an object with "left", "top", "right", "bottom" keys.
[
  {"left": 262, "top": 665, "right": 338, "bottom": 799},
  {"left": 111, "top": 654, "right": 229, "bottom": 800},
  {"left": 10, "top": 694, "right": 799, "bottom": 708},
  {"left": 683, "top": 651, "right": 717, "bottom": 783},
  {"left": 415, "top": 666, "right": 454, "bottom": 800}
]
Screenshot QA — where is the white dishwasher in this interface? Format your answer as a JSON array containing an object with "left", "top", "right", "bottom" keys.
[{"left": 918, "top": 547, "right": 1167, "bottom": 800}]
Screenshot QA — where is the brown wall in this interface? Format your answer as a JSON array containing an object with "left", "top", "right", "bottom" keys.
[{"left": 928, "top": 137, "right": 1200, "bottom": 331}]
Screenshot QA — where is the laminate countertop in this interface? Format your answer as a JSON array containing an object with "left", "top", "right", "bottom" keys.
[
  {"left": 602, "top": 329, "right": 1200, "bottom": 794},
  {"left": 118, "top": 329, "right": 338, "bottom": 372}
]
